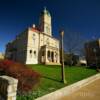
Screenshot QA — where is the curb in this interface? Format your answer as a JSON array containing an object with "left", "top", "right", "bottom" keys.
[{"left": 35, "top": 73, "right": 100, "bottom": 100}]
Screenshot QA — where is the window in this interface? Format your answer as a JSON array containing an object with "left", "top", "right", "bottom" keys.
[
  {"left": 47, "top": 50, "right": 51, "bottom": 61},
  {"left": 42, "top": 51, "right": 44, "bottom": 56},
  {"left": 46, "top": 38, "right": 50, "bottom": 46},
  {"left": 30, "top": 50, "right": 32, "bottom": 58},
  {"left": 46, "top": 26, "right": 50, "bottom": 33},
  {"left": 33, "top": 34, "right": 36, "bottom": 45},
  {"left": 30, "top": 50, "right": 32, "bottom": 53},
  {"left": 51, "top": 52, "right": 54, "bottom": 62},
  {"left": 47, "top": 51, "right": 50, "bottom": 58},
  {"left": 33, "top": 34, "right": 35, "bottom": 38},
  {"left": 34, "top": 51, "right": 36, "bottom": 58}
]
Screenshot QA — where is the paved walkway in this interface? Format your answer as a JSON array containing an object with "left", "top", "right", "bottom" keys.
[{"left": 59, "top": 79, "right": 100, "bottom": 100}]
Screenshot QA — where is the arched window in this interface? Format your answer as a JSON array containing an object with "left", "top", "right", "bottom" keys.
[
  {"left": 47, "top": 51, "right": 50, "bottom": 58},
  {"left": 34, "top": 51, "right": 36, "bottom": 58},
  {"left": 46, "top": 26, "right": 50, "bottom": 33},
  {"left": 33, "top": 34, "right": 36, "bottom": 45},
  {"left": 42, "top": 51, "right": 44, "bottom": 56},
  {"left": 30, "top": 50, "right": 32, "bottom": 58},
  {"left": 51, "top": 52, "right": 54, "bottom": 62},
  {"left": 30, "top": 50, "right": 32, "bottom": 53},
  {"left": 47, "top": 50, "right": 51, "bottom": 61},
  {"left": 46, "top": 38, "right": 49, "bottom": 46}
]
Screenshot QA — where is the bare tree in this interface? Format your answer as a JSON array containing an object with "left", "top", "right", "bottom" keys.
[{"left": 63, "top": 30, "right": 85, "bottom": 65}]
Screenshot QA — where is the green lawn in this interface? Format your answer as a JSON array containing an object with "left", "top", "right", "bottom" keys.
[{"left": 17, "top": 65, "right": 97, "bottom": 100}]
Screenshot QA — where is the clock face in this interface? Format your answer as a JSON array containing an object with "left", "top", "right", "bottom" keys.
[{"left": 33, "top": 34, "right": 35, "bottom": 39}]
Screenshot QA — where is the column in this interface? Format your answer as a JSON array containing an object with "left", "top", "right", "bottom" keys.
[{"left": 45, "top": 48, "right": 47, "bottom": 64}]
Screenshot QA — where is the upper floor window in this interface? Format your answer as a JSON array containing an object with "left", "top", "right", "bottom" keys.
[
  {"left": 46, "top": 26, "right": 50, "bottom": 33},
  {"left": 46, "top": 38, "right": 50, "bottom": 46},
  {"left": 33, "top": 34, "right": 36, "bottom": 45}
]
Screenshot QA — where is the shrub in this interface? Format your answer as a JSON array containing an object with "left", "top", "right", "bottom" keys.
[{"left": 0, "top": 59, "right": 41, "bottom": 94}]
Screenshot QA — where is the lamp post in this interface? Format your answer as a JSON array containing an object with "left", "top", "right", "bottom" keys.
[{"left": 60, "top": 30, "right": 67, "bottom": 84}]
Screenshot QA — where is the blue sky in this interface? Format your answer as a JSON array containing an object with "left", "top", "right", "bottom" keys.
[{"left": 0, "top": 0, "right": 100, "bottom": 53}]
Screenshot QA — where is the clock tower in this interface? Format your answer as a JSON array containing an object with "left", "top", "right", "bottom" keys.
[{"left": 39, "top": 7, "right": 52, "bottom": 36}]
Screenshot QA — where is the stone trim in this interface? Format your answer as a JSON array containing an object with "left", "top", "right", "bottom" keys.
[{"left": 0, "top": 76, "right": 18, "bottom": 100}]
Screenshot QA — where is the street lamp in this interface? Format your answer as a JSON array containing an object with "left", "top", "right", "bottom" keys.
[{"left": 60, "top": 30, "right": 67, "bottom": 84}]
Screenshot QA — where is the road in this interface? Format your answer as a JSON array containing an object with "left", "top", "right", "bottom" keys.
[{"left": 59, "top": 79, "right": 100, "bottom": 100}]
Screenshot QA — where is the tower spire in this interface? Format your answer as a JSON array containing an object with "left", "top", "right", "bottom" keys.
[
  {"left": 39, "top": 7, "right": 52, "bottom": 35},
  {"left": 43, "top": 6, "right": 47, "bottom": 13},
  {"left": 44, "top": 6, "right": 47, "bottom": 11}
]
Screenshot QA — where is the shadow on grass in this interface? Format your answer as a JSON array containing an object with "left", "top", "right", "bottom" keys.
[
  {"left": 44, "top": 65, "right": 60, "bottom": 69},
  {"left": 86, "top": 66, "right": 97, "bottom": 69},
  {"left": 86, "top": 66, "right": 100, "bottom": 72},
  {"left": 43, "top": 75, "right": 62, "bottom": 83}
]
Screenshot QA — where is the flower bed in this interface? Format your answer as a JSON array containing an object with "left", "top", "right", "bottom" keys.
[{"left": 0, "top": 59, "right": 41, "bottom": 94}]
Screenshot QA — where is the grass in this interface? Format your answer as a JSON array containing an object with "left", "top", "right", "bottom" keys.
[{"left": 17, "top": 65, "right": 97, "bottom": 100}]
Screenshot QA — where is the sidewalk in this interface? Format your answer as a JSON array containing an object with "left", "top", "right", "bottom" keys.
[{"left": 59, "top": 79, "right": 100, "bottom": 100}]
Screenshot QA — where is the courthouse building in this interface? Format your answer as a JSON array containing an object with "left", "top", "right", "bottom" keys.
[{"left": 5, "top": 8, "right": 60, "bottom": 64}]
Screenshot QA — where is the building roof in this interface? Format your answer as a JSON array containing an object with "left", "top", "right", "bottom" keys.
[{"left": 29, "top": 27, "right": 59, "bottom": 42}]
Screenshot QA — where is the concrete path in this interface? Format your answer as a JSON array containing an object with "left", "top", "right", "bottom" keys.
[{"left": 59, "top": 79, "right": 100, "bottom": 100}]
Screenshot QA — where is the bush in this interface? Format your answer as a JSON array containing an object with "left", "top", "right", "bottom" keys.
[{"left": 0, "top": 59, "right": 41, "bottom": 94}]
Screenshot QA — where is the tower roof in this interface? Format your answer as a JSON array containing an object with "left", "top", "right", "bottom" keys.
[{"left": 40, "top": 7, "right": 51, "bottom": 16}]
